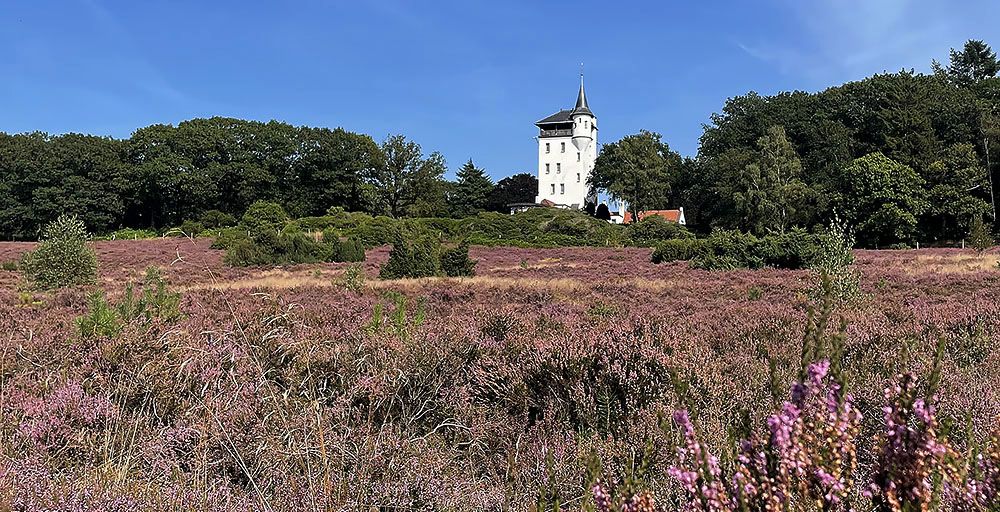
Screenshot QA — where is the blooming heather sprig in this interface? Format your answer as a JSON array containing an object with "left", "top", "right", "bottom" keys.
[
  {"left": 868, "top": 373, "right": 961, "bottom": 511},
  {"left": 734, "top": 360, "right": 861, "bottom": 510},
  {"left": 669, "top": 360, "right": 861, "bottom": 511},
  {"left": 590, "top": 479, "right": 660, "bottom": 512},
  {"left": 955, "top": 427, "right": 1000, "bottom": 509},
  {"left": 667, "top": 410, "right": 731, "bottom": 511}
]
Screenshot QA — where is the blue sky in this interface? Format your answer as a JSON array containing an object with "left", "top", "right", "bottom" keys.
[{"left": 2, "top": 0, "right": 998, "bottom": 180}]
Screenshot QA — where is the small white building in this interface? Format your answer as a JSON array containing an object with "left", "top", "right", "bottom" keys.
[{"left": 534, "top": 75, "right": 598, "bottom": 209}]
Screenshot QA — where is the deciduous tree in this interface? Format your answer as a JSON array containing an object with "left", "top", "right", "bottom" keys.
[{"left": 589, "top": 130, "right": 681, "bottom": 222}]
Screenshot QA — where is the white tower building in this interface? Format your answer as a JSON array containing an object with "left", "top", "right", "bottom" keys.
[{"left": 535, "top": 75, "right": 597, "bottom": 208}]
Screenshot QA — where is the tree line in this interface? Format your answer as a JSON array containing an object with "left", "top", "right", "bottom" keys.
[
  {"left": 0, "top": 119, "right": 537, "bottom": 239},
  {"left": 592, "top": 39, "right": 1000, "bottom": 247}
]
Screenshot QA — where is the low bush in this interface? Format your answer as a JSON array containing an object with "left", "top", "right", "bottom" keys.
[
  {"left": 345, "top": 215, "right": 402, "bottom": 248},
  {"left": 652, "top": 228, "right": 825, "bottom": 270},
  {"left": 625, "top": 216, "right": 693, "bottom": 247},
  {"left": 76, "top": 292, "right": 121, "bottom": 338},
  {"left": 224, "top": 203, "right": 338, "bottom": 267},
  {"left": 21, "top": 215, "right": 98, "bottom": 290},
  {"left": 320, "top": 229, "right": 366, "bottom": 263},
  {"left": 379, "top": 234, "right": 442, "bottom": 279},
  {"left": 209, "top": 227, "right": 248, "bottom": 250},
  {"left": 651, "top": 238, "right": 709, "bottom": 263},
  {"left": 176, "top": 220, "right": 206, "bottom": 237},
  {"left": 242, "top": 200, "right": 290, "bottom": 240},
  {"left": 440, "top": 243, "right": 477, "bottom": 277},
  {"left": 336, "top": 237, "right": 366, "bottom": 263},
  {"left": 77, "top": 267, "right": 182, "bottom": 339},
  {"left": 335, "top": 263, "right": 366, "bottom": 291},
  {"left": 199, "top": 209, "right": 237, "bottom": 229},
  {"left": 223, "top": 238, "right": 270, "bottom": 266},
  {"left": 1, "top": 260, "right": 17, "bottom": 271}
]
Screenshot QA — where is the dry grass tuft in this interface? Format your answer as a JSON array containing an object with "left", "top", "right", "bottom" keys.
[{"left": 909, "top": 253, "right": 1000, "bottom": 274}]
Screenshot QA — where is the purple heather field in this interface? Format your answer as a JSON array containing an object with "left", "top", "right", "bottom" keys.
[{"left": 1, "top": 239, "right": 998, "bottom": 510}]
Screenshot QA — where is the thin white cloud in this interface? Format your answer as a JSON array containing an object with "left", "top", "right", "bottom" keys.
[{"left": 736, "top": 0, "right": 966, "bottom": 85}]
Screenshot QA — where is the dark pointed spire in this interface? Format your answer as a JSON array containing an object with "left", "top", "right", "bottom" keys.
[{"left": 573, "top": 70, "right": 593, "bottom": 116}]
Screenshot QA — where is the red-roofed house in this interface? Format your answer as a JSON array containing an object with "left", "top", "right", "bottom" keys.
[{"left": 622, "top": 208, "right": 686, "bottom": 225}]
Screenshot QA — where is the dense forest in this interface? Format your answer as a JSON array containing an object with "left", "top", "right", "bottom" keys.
[
  {"left": 3, "top": 40, "right": 1000, "bottom": 247},
  {"left": 670, "top": 39, "right": 1000, "bottom": 247},
  {"left": 0, "top": 122, "right": 536, "bottom": 240}
]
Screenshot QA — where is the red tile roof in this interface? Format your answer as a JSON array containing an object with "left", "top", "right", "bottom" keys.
[{"left": 623, "top": 210, "right": 682, "bottom": 224}]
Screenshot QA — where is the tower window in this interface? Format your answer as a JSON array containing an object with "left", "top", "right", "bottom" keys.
[
  {"left": 577, "top": 152, "right": 580, "bottom": 162},
  {"left": 545, "top": 163, "right": 550, "bottom": 174},
  {"left": 556, "top": 163, "right": 561, "bottom": 173},
  {"left": 545, "top": 143, "right": 550, "bottom": 153},
  {"left": 576, "top": 173, "right": 581, "bottom": 182},
  {"left": 560, "top": 184, "right": 565, "bottom": 194},
  {"left": 585, "top": 120, "right": 589, "bottom": 129},
  {"left": 560, "top": 142, "right": 565, "bottom": 153},
  {"left": 550, "top": 184, "right": 555, "bottom": 194}
]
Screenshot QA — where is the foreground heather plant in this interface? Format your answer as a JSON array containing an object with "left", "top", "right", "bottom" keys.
[
  {"left": 663, "top": 360, "right": 860, "bottom": 511},
  {"left": 634, "top": 362, "right": 998, "bottom": 511},
  {"left": 868, "top": 373, "right": 961, "bottom": 511}
]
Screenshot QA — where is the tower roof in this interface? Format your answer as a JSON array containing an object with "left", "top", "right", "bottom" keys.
[
  {"left": 571, "top": 74, "right": 593, "bottom": 116},
  {"left": 535, "top": 109, "right": 574, "bottom": 126}
]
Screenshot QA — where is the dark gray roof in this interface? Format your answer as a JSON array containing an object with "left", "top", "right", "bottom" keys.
[
  {"left": 572, "top": 78, "right": 592, "bottom": 116},
  {"left": 535, "top": 109, "right": 574, "bottom": 126}
]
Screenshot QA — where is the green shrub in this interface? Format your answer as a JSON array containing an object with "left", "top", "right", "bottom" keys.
[
  {"left": 278, "top": 231, "right": 328, "bottom": 264},
  {"left": 379, "top": 234, "right": 441, "bottom": 279},
  {"left": 651, "top": 238, "right": 709, "bottom": 263},
  {"left": 118, "top": 267, "right": 182, "bottom": 323},
  {"left": 77, "top": 268, "right": 182, "bottom": 339},
  {"left": 625, "top": 216, "right": 693, "bottom": 247},
  {"left": 346, "top": 215, "right": 401, "bottom": 248},
  {"left": 242, "top": 201, "right": 290, "bottom": 240},
  {"left": 335, "top": 263, "right": 367, "bottom": 292},
  {"left": 320, "top": 228, "right": 366, "bottom": 263},
  {"left": 224, "top": 230, "right": 331, "bottom": 267},
  {"left": 809, "top": 219, "right": 860, "bottom": 304},
  {"left": 651, "top": 228, "right": 826, "bottom": 271},
  {"left": 223, "top": 238, "right": 271, "bottom": 267},
  {"left": 459, "top": 208, "right": 622, "bottom": 247},
  {"left": 177, "top": 220, "right": 206, "bottom": 237},
  {"left": 199, "top": 210, "right": 237, "bottom": 229},
  {"left": 209, "top": 227, "right": 249, "bottom": 250},
  {"left": 969, "top": 214, "right": 993, "bottom": 252},
  {"left": 77, "top": 292, "right": 121, "bottom": 339},
  {"left": 1, "top": 260, "right": 17, "bottom": 271},
  {"left": 440, "top": 243, "right": 477, "bottom": 277},
  {"left": 412, "top": 217, "right": 461, "bottom": 237},
  {"left": 21, "top": 215, "right": 98, "bottom": 290},
  {"left": 337, "top": 237, "right": 366, "bottom": 263}
]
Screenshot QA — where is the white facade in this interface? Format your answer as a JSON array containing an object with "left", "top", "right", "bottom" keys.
[{"left": 535, "top": 76, "right": 597, "bottom": 208}]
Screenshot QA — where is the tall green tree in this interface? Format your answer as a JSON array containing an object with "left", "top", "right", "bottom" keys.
[
  {"left": 921, "top": 143, "right": 991, "bottom": 242},
  {"left": 933, "top": 39, "right": 1000, "bottom": 86},
  {"left": 840, "top": 152, "right": 928, "bottom": 247},
  {"left": 282, "top": 127, "right": 380, "bottom": 217},
  {"left": 486, "top": 172, "right": 538, "bottom": 212},
  {"left": 367, "top": 135, "right": 424, "bottom": 217},
  {"left": 717, "top": 126, "right": 810, "bottom": 234},
  {"left": 589, "top": 130, "right": 681, "bottom": 222},
  {"left": 406, "top": 151, "right": 451, "bottom": 217},
  {"left": 449, "top": 159, "right": 494, "bottom": 217}
]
